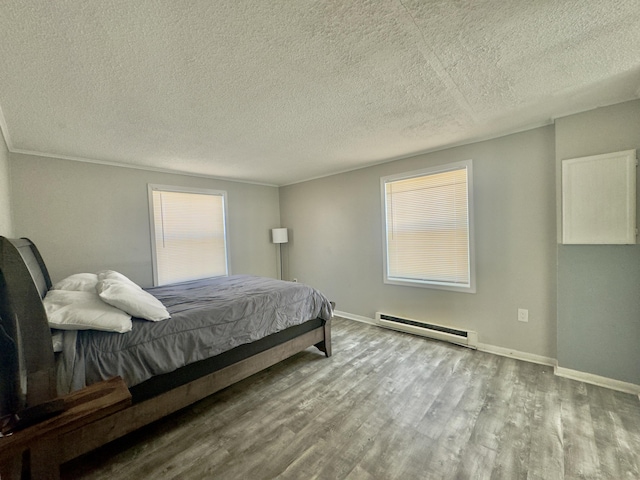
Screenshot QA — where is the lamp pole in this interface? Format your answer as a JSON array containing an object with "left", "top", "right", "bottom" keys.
[{"left": 271, "top": 228, "right": 288, "bottom": 280}]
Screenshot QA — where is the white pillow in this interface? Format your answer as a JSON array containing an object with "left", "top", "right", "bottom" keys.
[
  {"left": 52, "top": 273, "right": 99, "bottom": 292},
  {"left": 96, "top": 279, "right": 170, "bottom": 322},
  {"left": 96, "top": 270, "right": 140, "bottom": 288},
  {"left": 43, "top": 290, "right": 132, "bottom": 333}
]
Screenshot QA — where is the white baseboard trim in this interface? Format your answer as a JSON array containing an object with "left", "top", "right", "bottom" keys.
[
  {"left": 335, "top": 310, "right": 640, "bottom": 396},
  {"left": 334, "top": 310, "right": 377, "bottom": 326},
  {"left": 476, "top": 343, "right": 556, "bottom": 367},
  {"left": 555, "top": 366, "right": 640, "bottom": 396}
]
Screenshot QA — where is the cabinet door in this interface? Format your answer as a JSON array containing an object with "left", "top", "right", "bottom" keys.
[{"left": 562, "top": 150, "right": 637, "bottom": 244}]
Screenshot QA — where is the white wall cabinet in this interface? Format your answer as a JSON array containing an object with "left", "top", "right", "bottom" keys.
[{"left": 562, "top": 150, "right": 637, "bottom": 244}]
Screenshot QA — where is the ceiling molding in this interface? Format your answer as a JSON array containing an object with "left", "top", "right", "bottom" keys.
[
  {"left": 281, "top": 118, "right": 556, "bottom": 187},
  {"left": 8, "top": 147, "right": 279, "bottom": 188}
]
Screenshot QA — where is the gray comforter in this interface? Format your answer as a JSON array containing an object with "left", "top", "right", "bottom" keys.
[{"left": 60, "top": 275, "right": 332, "bottom": 392}]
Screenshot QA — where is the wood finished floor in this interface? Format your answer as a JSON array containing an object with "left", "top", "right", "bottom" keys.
[{"left": 62, "top": 317, "right": 640, "bottom": 480}]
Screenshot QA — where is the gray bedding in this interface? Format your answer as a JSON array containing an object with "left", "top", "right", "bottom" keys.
[{"left": 59, "top": 275, "right": 332, "bottom": 393}]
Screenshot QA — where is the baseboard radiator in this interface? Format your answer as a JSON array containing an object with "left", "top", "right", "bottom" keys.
[{"left": 375, "top": 312, "right": 478, "bottom": 349}]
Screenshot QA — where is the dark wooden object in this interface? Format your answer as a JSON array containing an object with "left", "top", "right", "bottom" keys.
[
  {"left": 0, "top": 237, "right": 57, "bottom": 412},
  {"left": 0, "top": 236, "right": 332, "bottom": 477},
  {"left": 0, "top": 377, "right": 131, "bottom": 480},
  {"left": 57, "top": 324, "right": 328, "bottom": 463}
]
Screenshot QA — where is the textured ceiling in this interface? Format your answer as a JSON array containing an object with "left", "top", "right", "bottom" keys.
[{"left": 1, "top": 1, "right": 639, "bottom": 186}]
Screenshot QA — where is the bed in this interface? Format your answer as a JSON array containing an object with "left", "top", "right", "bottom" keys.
[{"left": 0, "top": 236, "right": 333, "bottom": 479}]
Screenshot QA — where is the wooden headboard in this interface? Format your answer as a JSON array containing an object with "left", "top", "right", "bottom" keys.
[{"left": 0, "top": 237, "right": 57, "bottom": 418}]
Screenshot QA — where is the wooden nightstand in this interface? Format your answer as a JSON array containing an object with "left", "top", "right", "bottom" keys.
[{"left": 0, "top": 377, "right": 131, "bottom": 480}]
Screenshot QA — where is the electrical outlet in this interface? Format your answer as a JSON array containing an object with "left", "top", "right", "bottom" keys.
[
  {"left": 293, "top": 278, "right": 298, "bottom": 283},
  {"left": 517, "top": 308, "right": 529, "bottom": 322}
]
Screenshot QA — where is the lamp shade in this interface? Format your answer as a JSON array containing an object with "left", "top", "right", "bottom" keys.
[{"left": 271, "top": 228, "right": 288, "bottom": 244}]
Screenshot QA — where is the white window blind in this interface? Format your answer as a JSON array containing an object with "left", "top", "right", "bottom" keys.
[
  {"left": 382, "top": 160, "right": 475, "bottom": 292},
  {"left": 149, "top": 185, "right": 228, "bottom": 286}
]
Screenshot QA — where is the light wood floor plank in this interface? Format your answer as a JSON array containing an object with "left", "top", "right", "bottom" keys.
[
  {"left": 559, "top": 377, "right": 603, "bottom": 480},
  {"left": 410, "top": 353, "right": 497, "bottom": 479},
  {"left": 489, "top": 360, "right": 539, "bottom": 479},
  {"left": 524, "top": 365, "right": 564, "bottom": 480},
  {"left": 588, "top": 384, "right": 640, "bottom": 479},
  {"left": 453, "top": 354, "right": 505, "bottom": 479},
  {"left": 62, "top": 317, "right": 640, "bottom": 480}
]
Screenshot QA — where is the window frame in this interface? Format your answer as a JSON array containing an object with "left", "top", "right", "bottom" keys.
[
  {"left": 147, "top": 184, "right": 230, "bottom": 286},
  {"left": 380, "top": 160, "right": 476, "bottom": 293}
]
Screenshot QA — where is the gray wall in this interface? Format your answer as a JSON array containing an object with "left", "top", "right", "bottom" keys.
[
  {"left": 9, "top": 153, "right": 281, "bottom": 286},
  {"left": 280, "top": 127, "right": 558, "bottom": 358},
  {"left": 556, "top": 99, "right": 640, "bottom": 385},
  {"left": 0, "top": 133, "right": 12, "bottom": 237},
  {"left": 7, "top": 100, "right": 638, "bottom": 383}
]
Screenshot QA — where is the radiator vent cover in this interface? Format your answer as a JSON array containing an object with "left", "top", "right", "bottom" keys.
[{"left": 376, "top": 312, "right": 478, "bottom": 349}]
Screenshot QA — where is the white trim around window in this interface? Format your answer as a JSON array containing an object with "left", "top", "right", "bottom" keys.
[
  {"left": 148, "top": 184, "right": 230, "bottom": 286},
  {"left": 381, "top": 160, "right": 476, "bottom": 293}
]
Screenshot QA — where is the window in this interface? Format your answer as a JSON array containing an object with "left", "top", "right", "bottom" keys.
[
  {"left": 148, "top": 185, "right": 229, "bottom": 286},
  {"left": 381, "top": 160, "right": 475, "bottom": 293}
]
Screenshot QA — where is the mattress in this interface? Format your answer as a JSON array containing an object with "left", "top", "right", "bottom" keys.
[{"left": 57, "top": 275, "right": 332, "bottom": 394}]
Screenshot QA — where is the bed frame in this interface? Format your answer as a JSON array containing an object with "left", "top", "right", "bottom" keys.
[{"left": 0, "top": 237, "right": 332, "bottom": 479}]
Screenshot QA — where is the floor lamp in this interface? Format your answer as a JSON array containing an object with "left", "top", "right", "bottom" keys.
[{"left": 271, "top": 228, "right": 288, "bottom": 280}]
